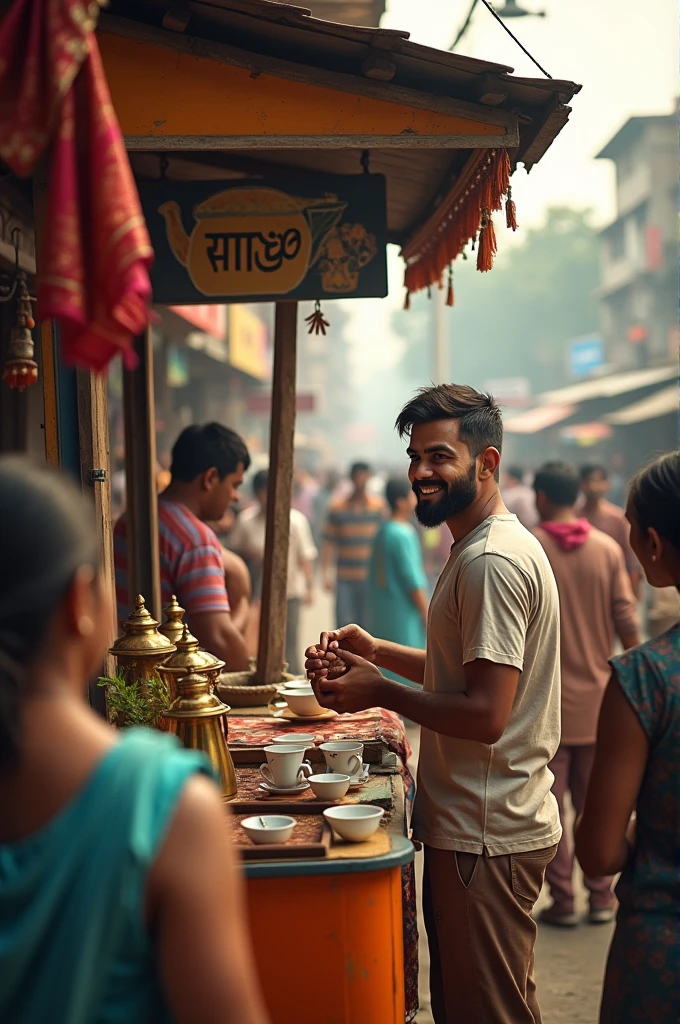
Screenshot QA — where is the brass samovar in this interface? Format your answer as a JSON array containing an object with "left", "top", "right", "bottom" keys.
[
  {"left": 109, "top": 595, "right": 176, "bottom": 682},
  {"left": 159, "top": 624, "right": 225, "bottom": 701},
  {"left": 163, "top": 670, "right": 237, "bottom": 801}
]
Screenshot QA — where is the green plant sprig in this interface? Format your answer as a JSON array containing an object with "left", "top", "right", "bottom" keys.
[{"left": 98, "top": 673, "right": 171, "bottom": 728}]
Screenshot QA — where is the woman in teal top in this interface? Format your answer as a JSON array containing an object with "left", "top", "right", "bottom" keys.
[
  {"left": 368, "top": 478, "right": 428, "bottom": 687},
  {"left": 576, "top": 452, "right": 680, "bottom": 1024},
  {"left": 0, "top": 458, "right": 269, "bottom": 1024}
]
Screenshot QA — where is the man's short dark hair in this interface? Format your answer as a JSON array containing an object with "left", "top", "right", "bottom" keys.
[
  {"left": 395, "top": 384, "right": 503, "bottom": 458},
  {"left": 350, "top": 461, "right": 371, "bottom": 478},
  {"left": 580, "top": 463, "right": 608, "bottom": 481},
  {"left": 253, "top": 469, "right": 269, "bottom": 495},
  {"left": 385, "top": 477, "right": 412, "bottom": 512},
  {"left": 170, "top": 423, "right": 250, "bottom": 483},
  {"left": 534, "top": 461, "right": 580, "bottom": 507},
  {"left": 506, "top": 465, "right": 524, "bottom": 483}
]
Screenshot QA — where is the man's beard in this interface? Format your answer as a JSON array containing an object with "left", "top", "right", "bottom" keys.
[{"left": 414, "top": 462, "right": 478, "bottom": 527}]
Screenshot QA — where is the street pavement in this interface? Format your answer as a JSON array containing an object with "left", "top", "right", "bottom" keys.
[{"left": 298, "top": 590, "right": 614, "bottom": 1024}]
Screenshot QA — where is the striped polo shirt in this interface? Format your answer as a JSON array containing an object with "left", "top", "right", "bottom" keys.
[
  {"left": 114, "top": 499, "right": 230, "bottom": 626},
  {"left": 323, "top": 494, "right": 386, "bottom": 582}
]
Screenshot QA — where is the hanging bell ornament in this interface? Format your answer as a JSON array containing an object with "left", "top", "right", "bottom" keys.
[{"left": 3, "top": 272, "right": 37, "bottom": 391}]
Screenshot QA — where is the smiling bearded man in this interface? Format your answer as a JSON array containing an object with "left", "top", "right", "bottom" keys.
[{"left": 305, "top": 384, "right": 562, "bottom": 1024}]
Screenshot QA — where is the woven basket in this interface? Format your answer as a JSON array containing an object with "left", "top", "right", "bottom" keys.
[{"left": 217, "top": 667, "right": 302, "bottom": 709}]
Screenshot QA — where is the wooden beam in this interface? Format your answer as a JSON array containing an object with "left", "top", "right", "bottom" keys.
[
  {"left": 255, "top": 302, "right": 298, "bottom": 685},
  {"left": 123, "top": 132, "right": 518, "bottom": 150},
  {"left": 98, "top": 16, "right": 516, "bottom": 129},
  {"left": 122, "top": 328, "right": 161, "bottom": 621}
]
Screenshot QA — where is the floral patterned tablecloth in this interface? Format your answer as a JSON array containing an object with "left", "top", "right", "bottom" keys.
[{"left": 227, "top": 706, "right": 419, "bottom": 1021}]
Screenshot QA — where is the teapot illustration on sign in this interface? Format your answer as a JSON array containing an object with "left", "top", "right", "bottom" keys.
[{"left": 158, "top": 186, "right": 347, "bottom": 297}]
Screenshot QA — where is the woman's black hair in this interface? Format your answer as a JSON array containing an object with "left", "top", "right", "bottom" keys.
[
  {"left": 0, "top": 457, "right": 98, "bottom": 768},
  {"left": 628, "top": 451, "right": 680, "bottom": 551}
]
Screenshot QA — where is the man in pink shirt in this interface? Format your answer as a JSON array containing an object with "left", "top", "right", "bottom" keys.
[
  {"left": 533, "top": 461, "right": 641, "bottom": 927},
  {"left": 579, "top": 463, "right": 641, "bottom": 594}
]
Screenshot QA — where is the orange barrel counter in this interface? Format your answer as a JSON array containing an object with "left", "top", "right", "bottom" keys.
[{"left": 243, "top": 835, "right": 414, "bottom": 1024}]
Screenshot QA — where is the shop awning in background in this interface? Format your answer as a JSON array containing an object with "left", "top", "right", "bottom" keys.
[
  {"left": 537, "top": 365, "right": 677, "bottom": 406},
  {"left": 603, "top": 384, "right": 678, "bottom": 425},
  {"left": 504, "top": 403, "right": 577, "bottom": 434}
]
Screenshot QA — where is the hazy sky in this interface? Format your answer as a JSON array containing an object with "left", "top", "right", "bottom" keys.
[{"left": 341, "top": 0, "right": 677, "bottom": 382}]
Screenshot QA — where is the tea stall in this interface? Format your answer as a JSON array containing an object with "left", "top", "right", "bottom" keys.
[{"left": 0, "top": 1, "right": 579, "bottom": 1021}]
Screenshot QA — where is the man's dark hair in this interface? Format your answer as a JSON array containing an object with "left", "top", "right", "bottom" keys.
[
  {"left": 253, "top": 469, "right": 269, "bottom": 496},
  {"left": 580, "top": 463, "right": 608, "bottom": 481},
  {"left": 350, "top": 461, "right": 371, "bottom": 478},
  {"left": 534, "top": 461, "right": 580, "bottom": 507},
  {"left": 395, "top": 384, "right": 503, "bottom": 458},
  {"left": 170, "top": 423, "right": 250, "bottom": 483},
  {"left": 385, "top": 477, "right": 412, "bottom": 512},
  {"left": 506, "top": 465, "right": 524, "bottom": 483}
]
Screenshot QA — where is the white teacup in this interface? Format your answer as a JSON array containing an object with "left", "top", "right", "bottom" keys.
[
  {"left": 285, "top": 688, "right": 323, "bottom": 717},
  {"left": 259, "top": 744, "right": 313, "bottom": 789},
  {"left": 319, "top": 741, "right": 364, "bottom": 778}
]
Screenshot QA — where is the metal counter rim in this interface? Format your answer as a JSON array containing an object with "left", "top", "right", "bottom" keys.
[{"left": 242, "top": 834, "right": 414, "bottom": 879}]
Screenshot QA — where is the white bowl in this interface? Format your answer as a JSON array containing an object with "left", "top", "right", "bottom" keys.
[
  {"left": 271, "top": 732, "right": 317, "bottom": 746},
  {"left": 285, "top": 688, "right": 324, "bottom": 717},
  {"left": 241, "top": 815, "right": 296, "bottom": 845},
  {"left": 278, "top": 681, "right": 314, "bottom": 693},
  {"left": 308, "top": 773, "right": 351, "bottom": 800},
  {"left": 323, "top": 804, "right": 384, "bottom": 842}
]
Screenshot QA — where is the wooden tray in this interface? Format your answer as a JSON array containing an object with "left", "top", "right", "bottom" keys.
[{"left": 231, "top": 802, "right": 332, "bottom": 861}]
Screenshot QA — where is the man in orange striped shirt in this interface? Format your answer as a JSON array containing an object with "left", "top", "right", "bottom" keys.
[{"left": 321, "top": 462, "right": 386, "bottom": 629}]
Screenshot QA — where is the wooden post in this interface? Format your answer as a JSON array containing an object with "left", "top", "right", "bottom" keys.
[
  {"left": 122, "top": 328, "right": 161, "bottom": 620},
  {"left": 76, "top": 369, "right": 117, "bottom": 694},
  {"left": 255, "top": 301, "right": 298, "bottom": 685}
]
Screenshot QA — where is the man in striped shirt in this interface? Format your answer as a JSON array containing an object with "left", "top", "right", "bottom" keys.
[
  {"left": 114, "top": 422, "right": 250, "bottom": 670},
  {"left": 321, "top": 462, "right": 386, "bottom": 629}
]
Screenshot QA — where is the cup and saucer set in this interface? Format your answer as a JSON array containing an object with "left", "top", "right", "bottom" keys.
[{"left": 257, "top": 740, "right": 369, "bottom": 796}]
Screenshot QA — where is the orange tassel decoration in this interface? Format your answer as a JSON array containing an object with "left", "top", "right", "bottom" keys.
[
  {"left": 477, "top": 211, "right": 497, "bottom": 273},
  {"left": 506, "top": 184, "right": 518, "bottom": 231},
  {"left": 305, "top": 300, "right": 330, "bottom": 335},
  {"left": 404, "top": 290, "right": 411, "bottom": 310},
  {"left": 446, "top": 264, "right": 454, "bottom": 307}
]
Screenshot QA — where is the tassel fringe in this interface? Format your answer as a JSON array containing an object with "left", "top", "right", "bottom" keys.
[
  {"left": 403, "top": 147, "right": 517, "bottom": 295},
  {"left": 446, "top": 265, "right": 454, "bottom": 307},
  {"left": 476, "top": 211, "right": 497, "bottom": 273}
]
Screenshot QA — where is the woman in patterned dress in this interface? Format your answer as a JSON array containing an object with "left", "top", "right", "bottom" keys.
[{"left": 576, "top": 451, "right": 680, "bottom": 1024}]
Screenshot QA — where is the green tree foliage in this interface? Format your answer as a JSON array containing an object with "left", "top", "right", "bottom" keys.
[{"left": 394, "top": 206, "right": 600, "bottom": 395}]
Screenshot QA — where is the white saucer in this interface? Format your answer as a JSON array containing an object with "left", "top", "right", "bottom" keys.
[
  {"left": 348, "top": 771, "right": 370, "bottom": 790},
  {"left": 258, "top": 779, "right": 311, "bottom": 795}
]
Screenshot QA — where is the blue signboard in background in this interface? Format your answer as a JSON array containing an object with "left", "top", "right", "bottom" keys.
[{"left": 568, "top": 335, "right": 605, "bottom": 378}]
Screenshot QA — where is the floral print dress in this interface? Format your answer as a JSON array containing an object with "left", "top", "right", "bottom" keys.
[{"left": 600, "top": 621, "right": 680, "bottom": 1024}]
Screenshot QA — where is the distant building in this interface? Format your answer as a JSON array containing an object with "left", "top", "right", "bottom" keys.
[
  {"left": 305, "top": 0, "right": 385, "bottom": 27},
  {"left": 595, "top": 111, "right": 678, "bottom": 370}
]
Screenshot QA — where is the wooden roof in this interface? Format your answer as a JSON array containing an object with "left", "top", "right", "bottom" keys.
[{"left": 101, "top": 0, "right": 580, "bottom": 252}]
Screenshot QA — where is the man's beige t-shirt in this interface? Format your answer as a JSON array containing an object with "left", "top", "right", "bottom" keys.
[{"left": 411, "top": 514, "right": 562, "bottom": 856}]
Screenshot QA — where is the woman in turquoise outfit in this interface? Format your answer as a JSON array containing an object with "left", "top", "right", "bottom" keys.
[
  {"left": 368, "top": 478, "right": 429, "bottom": 687},
  {"left": 576, "top": 451, "right": 680, "bottom": 1024},
  {"left": 0, "top": 458, "right": 269, "bottom": 1024}
]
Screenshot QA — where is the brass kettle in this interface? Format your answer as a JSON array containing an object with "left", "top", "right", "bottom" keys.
[{"left": 163, "top": 670, "right": 237, "bottom": 801}]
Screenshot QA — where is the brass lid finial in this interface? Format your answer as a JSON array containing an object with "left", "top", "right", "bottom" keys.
[
  {"left": 159, "top": 594, "right": 186, "bottom": 645},
  {"left": 109, "top": 594, "right": 176, "bottom": 659}
]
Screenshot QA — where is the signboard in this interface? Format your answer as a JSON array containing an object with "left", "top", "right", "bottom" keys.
[
  {"left": 169, "top": 304, "right": 227, "bottom": 337},
  {"left": 568, "top": 335, "right": 605, "bottom": 378},
  {"left": 139, "top": 175, "right": 388, "bottom": 305},
  {"left": 229, "top": 307, "right": 269, "bottom": 380}
]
